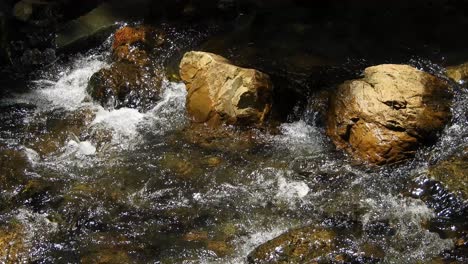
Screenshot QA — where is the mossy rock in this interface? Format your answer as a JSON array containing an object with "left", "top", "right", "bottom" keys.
[
  {"left": 0, "top": 145, "right": 29, "bottom": 191},
  {"left": 0, "top": 222, "right": 29, "bottom": 263},
  {"left": 247, "top": 226, "right": 337, "bottom": 263},
  {"left": 428, "top": 154, "right": 468, "bottom": 199}
]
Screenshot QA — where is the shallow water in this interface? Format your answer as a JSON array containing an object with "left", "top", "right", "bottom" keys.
[{"left": 0, "top": 25, "right": 467, "bottom": 264}]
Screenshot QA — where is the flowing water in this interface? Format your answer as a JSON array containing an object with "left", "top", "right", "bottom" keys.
[{"left": 0, "top": 25, "right": 467, "bottom": 264}]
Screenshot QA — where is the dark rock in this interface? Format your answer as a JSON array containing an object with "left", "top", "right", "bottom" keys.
[
  {"left": 247, "top": 226, "right": 337, "bottom": 263},
  {"left": 87, "top": 62, "right": 163, "bottom": 110},
  {"left": 247, "top": 223, "right": 382, "bottom": 263},
  {"left": 428, "top": 154, "right": 468, "bottom": 200},
  {"left": 24, "top": 108, "right": 95, "bottom": 157},
  {"left": 56, "top": 0, "right": 158, "bottom": 51},
  {"left": 0, "top": 144, "right": 29, "bottom": 192}
]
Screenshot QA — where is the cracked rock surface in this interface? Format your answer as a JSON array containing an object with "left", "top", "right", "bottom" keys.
[
  {"left": 179, "top": 51, "right": 272, "bottom": 126},
  {"left": 327, "top": 64, "right": 452, "bottom": 165}
]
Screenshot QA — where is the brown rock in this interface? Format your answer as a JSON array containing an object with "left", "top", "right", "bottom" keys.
[
  {"left": 112, "top": 26, "right": 149, "bottom": 50},
  {"left": 446, "top": 62, "right": 468, "bottom": 83},
  {"left": 247, "top": 226, "right": 336, "bottom": 263},
  {"left": 0, "top": 222, "right": 28, "bottom": 263},
  {"left": 111, "top": 25, "right": 165, "bottom": 66},
  {"left": 179, "top": 51, "right": 272, "bottom": 126},
  {"left": 428, "top": 154, "right": 468, "bottom": 199},
  {"left": 327, "top": 64, "right": 452, "bottom": 165},
  {"left": 112, "top": 45, "right": 149, "bottom": 66},
  {"left": 0, "top": 145, "right": 29, "bottom": 191}
]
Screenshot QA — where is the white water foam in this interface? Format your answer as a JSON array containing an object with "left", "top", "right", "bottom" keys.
[
  {"left": 271, "top": 120, "right": 325, "bottom": 154},
  {"left": 361, "top": 195, "right": 453, "bottom": 263},
  {"left": 4, "top": 55, "right": 108, "bottom": 111}
]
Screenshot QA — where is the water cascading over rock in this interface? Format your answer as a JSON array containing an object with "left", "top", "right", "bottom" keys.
[
  {"left": 327, "top": 64, "right": 453, "bottom": 165},
  {"left": 87, "top": 26, "right": 164, "bottom": 110},
  {"left": 179, "top": 51, "right": 273, "bottom": 126}
]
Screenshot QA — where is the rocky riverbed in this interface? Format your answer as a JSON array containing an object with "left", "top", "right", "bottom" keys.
[{"left": 0, "top": 1, "right": 467, "bottom": 263}]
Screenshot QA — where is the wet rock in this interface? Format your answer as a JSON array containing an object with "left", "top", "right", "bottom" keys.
[
  {"left": 25, "top": 108, "right": 95, "bottom": 157},
  {"left": 87, "top": 62, "right": 163, "bottom": 110},
  {"left": 207, "top": 240, "right": 234, "bottom": 257},
  {"left": 327, "top": 64, "right": 452, "bottom": 165},
  {"left": 0, "top": 144, "right": 30, "bottom": 192},
  {"left": 13, "top": 0, "right": 34, "bottom": 22},
  {"left": 247, "top": 226, "right": 337, "bottom": 263},
  {"left": 180, "top": 51, "right": 273, "bottom": 126},
  {"left": 428, "top": 154, "right": 468, "bottom": 199},
  {"left": 79, "top": 232, "right": 132, "bottom": 264},
  {"left": 183, "top": 230, "right": 209, "bottom": 242},
  {"left": 81, "top": 249, "right": 130, "bottom": 264},
  {"left": 446, "top": 62, "right": 468, "bottom": 83},
  {"left": 0, "top": 222, "right": 28, "bottom": 263},
  {"left": 178, "top": 124, "right": 259, "bottom": 153},
  {"left": 112, "top": 25, "right": 164, "bottom": 50},
  {"left": 111, "top": 25, "right": 165, "bottom": 66},
  {"left": 56, "top": 0, "right": 155, "bottom": 51},
  {"left": 248, "top": 222, "right": 384, "bottom": 264}
]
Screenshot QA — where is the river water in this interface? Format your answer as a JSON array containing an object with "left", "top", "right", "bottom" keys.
[{"left": 0, "top": 25, "right": 467, "bottom": 263}]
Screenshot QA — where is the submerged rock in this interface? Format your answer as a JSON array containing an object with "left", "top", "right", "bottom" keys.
[
  {"left": 428, "top": 154, "right": 468, "bottom": 200},
  {"left": 0, "top": 144, "right": 29, "bottom": 192},
  {"left": 180, "top": 51, "right": 272, "bottom": 126},
  {"left": 87, "top": 62, "right": 162, "bottom": 110},
  {"left": 446, "top": 62, "right": 468, "bottom": 83},
  {"left": 56, "top": 0, "right": 157, "bottom": 51},
  {"left": 327, "top": 64, "right": 452, "bottom": 165},
  {"left": 247, "top": 226, "right": 336, "bottom": 263},
  {"left": 25, "top": 108, "right": 95, "bottom": 157},
  {"left": 0, "top": 222, "right": 28, "bottom": 263}
]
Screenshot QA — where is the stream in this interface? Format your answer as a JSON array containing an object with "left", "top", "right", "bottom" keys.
[{"left": 0, "top": 21, "right": 467, "bottom": 264}]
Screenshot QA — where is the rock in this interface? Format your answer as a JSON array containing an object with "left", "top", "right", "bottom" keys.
[
  {"left": 183, "top": 231, "right": 209, "bottom": 242},
  {"left": 327, "top": 64, "right": 452, "bottom": 165},
  {"left": 25, "top": 108, "right": 95, "bottom": 157},
  {"left": 207, "top": 240, "right": 234, "bottom": 257},
  {"left": 12, "top": 0, "right": 34, "bottom": 22},
  {"left": 177, "top": 124, "right": 258, "bottom": 153},
  {"left": 87, "top": 62, "right": 162, "bottom": 110},
  {"left": 111, "top": 25, "right": 165, "bottom": 66},
  {"left": 0, "top": 222, "right": 28, "bottom": 263},
  {"left": 428, "top": 154, "right": 468, "bottom": 199},
  {"left": 81, "top": 249, "right": 130, "bottom": 264},
  {"left": 113, "top": 26, "right": 147, "bottom": 50},
  {"left": 179, "top": 51, "right": 273, "bottom": 126},
  {"left": 0, "top": 145, "right": 29, "bottom": 191},
  {"left": 247, "top": 226, "right": 337, "bottom": 263},
  {"left": 446, "top": 62, "right": 468, "bottom": 83},
  {"left": 56, "top": 0, "right": 155, "bottom": 51}
]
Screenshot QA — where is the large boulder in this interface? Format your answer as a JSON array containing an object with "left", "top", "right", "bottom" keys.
[
  {"left": 179, "top": 51, "right": 272, "bottom": 126},
  {"left": 327, "top": 64, "right": 452, "bottom": 165}
]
